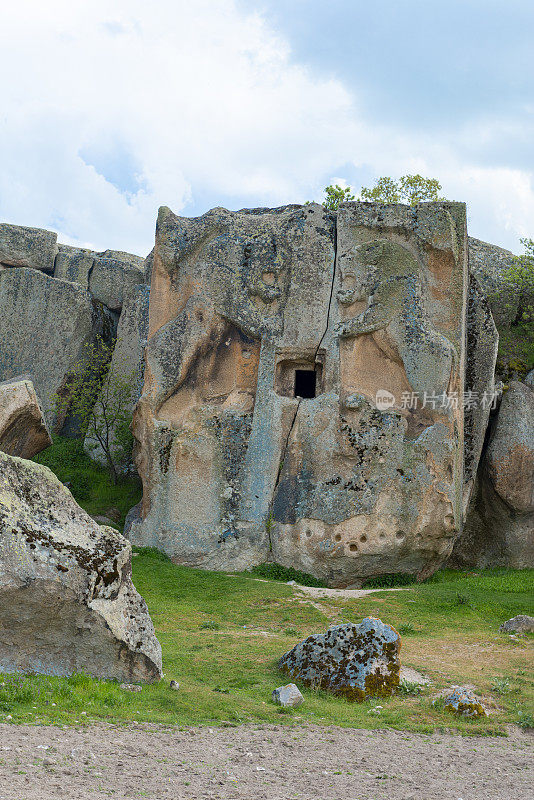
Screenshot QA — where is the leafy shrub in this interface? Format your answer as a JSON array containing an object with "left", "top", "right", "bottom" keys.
[
  {"left": 398, "top": 623, "right": 417, "bottom": 635},
  {"left": 362, "top": 573, "right": 417, "bottom": 589},
  {"left": 518, "top": 710, "right": 534, "bottom": 729},
  {"left": 491, "top": 677, "right": 512, "bottom": 695},
  {"left": 250, "top": 563, "right": 326, "bottom": 587},
  {"left": 397, "top": 679, "right": 423, "bottom": 696}
]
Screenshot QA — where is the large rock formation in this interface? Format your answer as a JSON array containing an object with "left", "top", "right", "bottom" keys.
[
  {"left": 0, "top": 268, "right": 114, "bottom": 430},
  {"left": 463, "top": 274, "right": 499, "bottom": 509},
  {"left": 451, "top": 380, "right": 534, "bottom": 568},
  {"left": 0, "top": 223, "right": 148, "bottom": 435},
  {"left": 85, "top": 283, "right": 150, "bottom": 470},
  {"left": 132, "top": 201, "right": 468, "bottom": 585},
  {"left": 0, "top": 223, "right": 58, "bottom": 273},
  {"left": 0, "top": 376, "right": 52, "bottom": 458},
  {"left": 0, "top": 451, "right": 162, "bottom": 682}
]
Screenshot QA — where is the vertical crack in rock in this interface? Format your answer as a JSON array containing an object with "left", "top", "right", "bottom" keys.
[{"left": 315, "top": 213, "right": 338, "bottom": 360}]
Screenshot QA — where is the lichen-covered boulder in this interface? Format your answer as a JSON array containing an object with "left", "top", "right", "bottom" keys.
[
  {"left": 499, "top": 615, "right": 534, "bottom": 634},
  {"left": 438, "top": 687, "right": 487, "bottom": 717},
  {"left": 132, "top": 201, "right": 467, "bottom": 586},
  {"left": 278, "top": 618, "right": 400, "bottom": 701},
  {"left": 0, "top": 223, "right": 57, "bottom": 273},
  {"left": 0, "top": 376, "right": 51, "bottom": 458},
  {"left": 0, "top": 452, "right": 162, "bottom": 682}
]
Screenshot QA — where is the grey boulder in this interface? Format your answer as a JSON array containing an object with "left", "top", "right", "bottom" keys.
[
  {"left": 0, "top": 376, "right": 51, "bottom": 458},
  {"left": 499, "top": 615, "right": 534, "bottom": 634},
  {"left": 272, "top": 683, "right": 304, "bottom": 707},
  {"left": 0, "top": 223, "right": 57, "bottom": 273},
  {"left": 278, "top": 618, "right": 400, "bottom": 701},
  {"left": 0, "top": 451, "right": 162, "bottom": 682}
]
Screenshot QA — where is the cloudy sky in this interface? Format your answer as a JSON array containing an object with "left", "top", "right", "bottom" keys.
[{"left": 0, "top": 0, "right": 532, "bottom": 256}]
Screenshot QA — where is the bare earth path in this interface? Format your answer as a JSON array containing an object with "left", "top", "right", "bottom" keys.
[{"left": 0, "top": 723, "right": 532, "bottom": 800}]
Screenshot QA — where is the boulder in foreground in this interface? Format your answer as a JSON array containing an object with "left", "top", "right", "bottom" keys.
[
  {"left": 0, "top": 452, "right": 162, "bottom": 682},
  {"left": 278, "top": 618, "right": 400, "bottom": 701}
]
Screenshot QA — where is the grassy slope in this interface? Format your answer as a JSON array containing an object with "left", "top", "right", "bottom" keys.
[
  {"left": 33, "top": 436, "right": 142, "bottom": 529},
  {"left": 1, "top": 551, "right": 532, "bottom": 734}
]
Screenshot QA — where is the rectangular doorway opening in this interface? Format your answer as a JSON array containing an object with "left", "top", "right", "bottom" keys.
[{"left": 294, "top": 369, "right": 317, "bottom": 399}]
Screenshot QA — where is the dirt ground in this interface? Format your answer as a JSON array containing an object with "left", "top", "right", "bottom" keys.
[{"left": 0, "top": 723, "right": 532, "bottom": 800}]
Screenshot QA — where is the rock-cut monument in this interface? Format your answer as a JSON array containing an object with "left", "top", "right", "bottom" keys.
[{"left": 131, "top": 201, "right": 468, "bottom": 587}]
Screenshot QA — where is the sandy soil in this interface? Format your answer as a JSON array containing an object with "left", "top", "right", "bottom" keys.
[{"left": 0, "top": 722, "right": 531, "bottom": 800}]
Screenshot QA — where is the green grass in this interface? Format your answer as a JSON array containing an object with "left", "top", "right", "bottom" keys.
[
  {"left": 33, "top": 436, "right": 141, "bottom": 529},
  {"left": 1, "top": 556, "right": 532, "bottom": 734}
]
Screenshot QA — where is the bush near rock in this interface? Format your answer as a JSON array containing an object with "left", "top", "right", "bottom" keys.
[
  {"left": 278, "top": 618, "right": 400, "bottom": 702},
  {"left": 0, "top": 451, "right": 162, "bottom": 683}
]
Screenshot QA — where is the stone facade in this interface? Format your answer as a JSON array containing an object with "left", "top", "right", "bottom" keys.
[{"left": 132, "top": 202, "right": 468, "bottom": 585}]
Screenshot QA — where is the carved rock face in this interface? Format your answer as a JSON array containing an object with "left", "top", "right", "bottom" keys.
[{"left": 132, "top": 201, "right": 468, "bottom": 586}]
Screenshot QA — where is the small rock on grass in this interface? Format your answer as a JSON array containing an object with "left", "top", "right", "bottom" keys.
[
  {"left": 499, "top": 615, "right": 534, "bottom": 634},
  {"left": 436, "top": 687, "right": 487, "bottom": 717},
  {"left": 120, "top": 683, "right": 142, "bottom": 692},
  {"left": 272, "top": 683, "right": 304, "bottom": 708},
  {"left": 170, "top": 680, "right": 180, "bottom": 691}
]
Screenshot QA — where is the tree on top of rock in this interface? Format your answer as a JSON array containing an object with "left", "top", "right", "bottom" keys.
[{"left": 319, "top": 174, "right": 444, "bottom": 211}]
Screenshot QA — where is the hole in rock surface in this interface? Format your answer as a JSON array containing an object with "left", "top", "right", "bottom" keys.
[{"left": 294, "top": 369, "right": 317, "bottom": 399}]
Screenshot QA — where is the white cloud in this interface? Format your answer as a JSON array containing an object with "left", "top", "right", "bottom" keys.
[{"left": 0, "top": 0, "right": 532, "bottom": 254}]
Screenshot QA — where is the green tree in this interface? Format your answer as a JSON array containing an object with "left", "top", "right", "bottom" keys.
[
  {"left": 360, "top": 174, "right": 443, "bottom": 205},
  {"left": 319, "top": 174, "right": 444, "bottom": 211},
  {"left": 322, "top": 184, "right": 356, "bottom": 211},
  {"left": 493, "top": 237, "right": 534, "bottom": 378},
  {"left": 54, "top": 336, "right": 136, "bottom": 484}
]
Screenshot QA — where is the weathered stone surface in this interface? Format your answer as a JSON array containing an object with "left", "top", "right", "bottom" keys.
[
  {"left": 85, "top": 284, "right": 150, "bottom": 469},
  {"left": 499, "top": 615, "right": 534, "bottom": 634},
  {"left": 0, "top": 268, "right": 115, "bottom": 430},
  {"left": 272, "top": 683, "right": 304, "bottom": 707},
  {"left": 132, "top": 202, "right": 467, "bottom": 585},
  {"left": 451, "top": 381, "right": 534, "bottom": 568},
  {"left": 463, "top": 274, "right": 498, "bottom": 507},
  {"left": 0, "top": 223, "right": 57, "bottom": 273},
  {"left": 0, "top": 451, "right": 162, "bottom": 682},
  {"left": 486, "top": 381, "right": 534, "bottom": 514},
  {"left": 437, "top": 687, "right": 487, "bottom": 717},
  {"left": 89, "top": 250, "right": 145, "bottom": 311},
  {"left": 53, "top": 244, "right": 94, "bottom": 288},
  {"left": 467, "top": 237, "right": 520, "bottom": 328},
  {"left": 0, "top": 376, "right": 51, "bottom": 458},
  {"left": 525, "top": 369, "right": 534, "bottom": 389},
  {"left": 278, "top": 618, "right": 400, "bottom": 701}
]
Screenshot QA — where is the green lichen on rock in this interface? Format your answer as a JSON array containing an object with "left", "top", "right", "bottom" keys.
[{"left": 278, "top": 617, "right": 400, "bottom": 702}]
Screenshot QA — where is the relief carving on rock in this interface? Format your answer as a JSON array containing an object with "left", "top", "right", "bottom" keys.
[{"left": 132, "top": 201, "right": 467, "bottom": 586}]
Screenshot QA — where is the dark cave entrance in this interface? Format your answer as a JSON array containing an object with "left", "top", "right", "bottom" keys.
[{"left": 294, "top": 369, "right": 317, "bottom": 399}]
